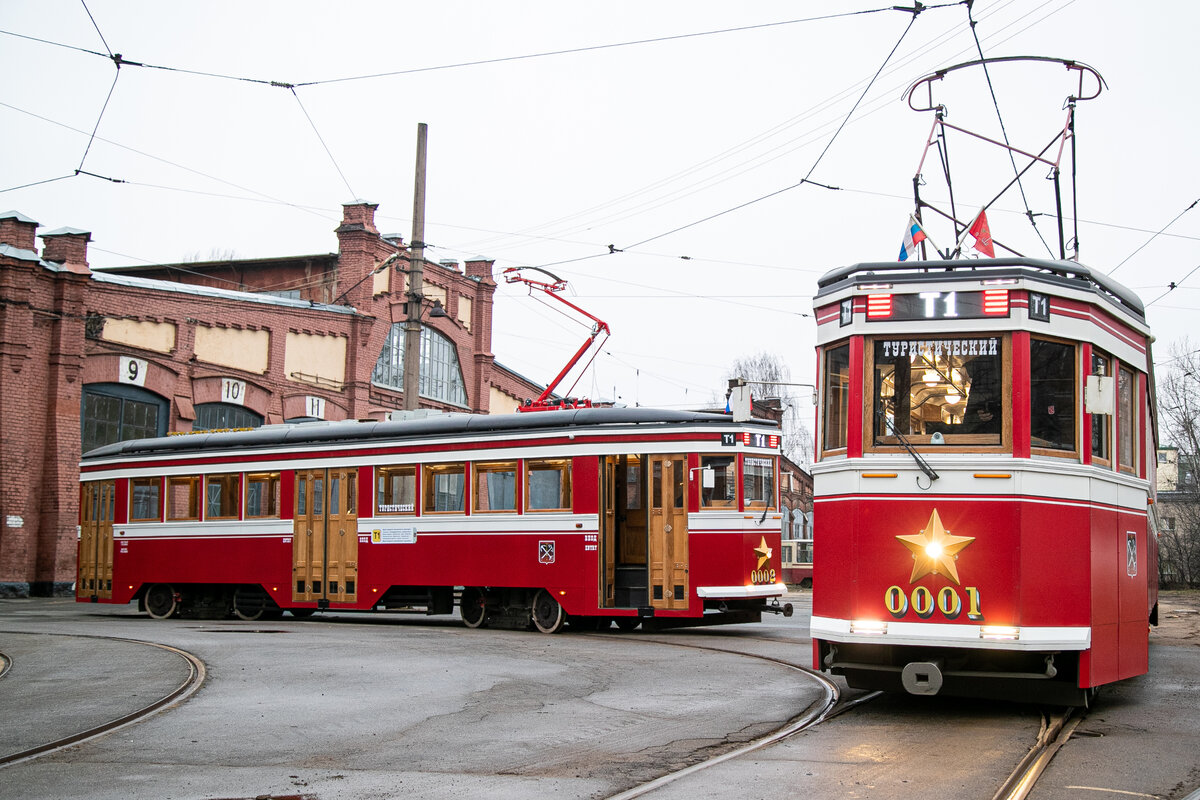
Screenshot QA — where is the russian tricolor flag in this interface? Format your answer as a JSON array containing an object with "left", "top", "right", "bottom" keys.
[{"left": 898, "top": 214, "right": 928, "bottom": 261}]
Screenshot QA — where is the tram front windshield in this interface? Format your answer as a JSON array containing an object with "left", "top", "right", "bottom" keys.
[{"left": 873, "top": 337, "right": 1001, "bottom": 445}]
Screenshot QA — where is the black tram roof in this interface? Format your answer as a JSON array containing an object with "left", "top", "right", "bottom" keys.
[
  {"left": 815, "top": 258, "right": 1145, "bottom": 322},
  {"left": 81, "top": 406, "right": 778, "bottom": 462}
]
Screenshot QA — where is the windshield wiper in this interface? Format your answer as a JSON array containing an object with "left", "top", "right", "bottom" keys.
[{"left": 878, "top": 408, "right": 940, "bottom": 485}]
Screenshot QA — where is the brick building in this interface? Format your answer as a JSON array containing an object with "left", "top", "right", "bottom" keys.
[{"left": 0, "top": 203, "right": 543, "bottom": 597}]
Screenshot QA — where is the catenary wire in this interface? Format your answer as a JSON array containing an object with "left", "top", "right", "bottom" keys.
[
  {"left": 619, "top": 6, "right": 927, "bottom": 251},
  {"left": 1108, "top": 196, "right": 1200, "bottom": 277}
]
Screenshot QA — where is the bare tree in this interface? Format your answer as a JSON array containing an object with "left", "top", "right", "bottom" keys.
[
  {"left": 1157, "top": 339, "right": 1200, "bottom": 587},
  {"left": 725, "top": 351, "right": 813, "bottom": 465}
]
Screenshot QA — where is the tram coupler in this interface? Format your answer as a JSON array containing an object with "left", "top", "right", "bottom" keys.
[
  {"left": 763, "top": 599, "right": 793, "bottom": 617},
  {"left": 901, "top": 658, "right": 945, "bottom": 696}
]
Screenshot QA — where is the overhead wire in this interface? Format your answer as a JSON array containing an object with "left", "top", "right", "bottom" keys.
[
  {"left": 1108, "top": 196, "right": 1200, "bottom": 277},
  {"left": 618, "top": 5, "right": 928, "bottom": 252}
]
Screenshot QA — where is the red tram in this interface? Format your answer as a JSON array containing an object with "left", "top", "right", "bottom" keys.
[
  {"left": 810, "top": 258, "right": 1159, "bottom": 705},
  {"left": 77, "top": 408, "right": 791, "bottom": 632}
]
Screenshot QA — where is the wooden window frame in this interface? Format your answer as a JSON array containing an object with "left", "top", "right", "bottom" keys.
[
  {"left": 473, "top": 461, "right": 519, "bottom": 514},
  {"left": 245, "top": 472, "right": 281, "bottom": 519},
  {"left": 525, "top": 458, "right": 572, "bottom": 512},
  {"left": 376, "top": 464, "right": 417, "bottom": 515},
  {"left": 423, "top": 463, "right": 466, "bottom": 514},
  {"left": 166, "top": 475, "right": 200, "bottom": 521},
  {"left": 866, "top": 334, "right": 1012, "bottom": 454},
  {"left": 129, "top": 476, "right": 162, "bottom": 522}
]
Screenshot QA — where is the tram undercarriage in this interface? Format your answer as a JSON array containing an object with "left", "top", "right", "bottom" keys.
[{"left": 819, "top": 640, "right": 1092, "bottom": 706}]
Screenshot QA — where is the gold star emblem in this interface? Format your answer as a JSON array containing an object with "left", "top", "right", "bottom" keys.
[
  {"left": 895, "top": 509, "right": 974, "bottom": 585},
  {"left": 754, "top": 536, "right": 772, "bottom": 570}
]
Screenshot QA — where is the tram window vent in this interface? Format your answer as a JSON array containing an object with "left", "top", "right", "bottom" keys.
[
  {"left": 106, "top": 580, "right": 112, "bottom": 591},
  {"left": 653, "top": 586, "right": 663, "bottom": 600},
  {"left": 346, "top": 581, "right": 355, "bottom": 594},
  {"left": 296, "top": 581, "right": 304, "bottom": 594},
  {"left": 674, "top": 585, "right": 684, "bottom": 600},
  {"left": 330, "top": 582, "right": 339, "bottom": 594},
  {"left": 313, "top": 581, "right": 322, "bottom": 593}
]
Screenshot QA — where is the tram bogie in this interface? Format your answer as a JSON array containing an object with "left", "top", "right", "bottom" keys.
[
  {"left": 77, "top": 408, "right": 788, "bottom": 632},
  {"left": 811, "top": 258, "right": 1159, "bottom": 706}
]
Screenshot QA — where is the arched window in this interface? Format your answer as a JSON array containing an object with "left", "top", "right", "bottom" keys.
[
  {"left": 82, "top": 383, "right": 169, "bottom": 454},
  {"left": 372, "top": 324, "right": 468, "bottom": 407},
  {"left": 194, "top": 403, "right": 263, "bottom": 431}
]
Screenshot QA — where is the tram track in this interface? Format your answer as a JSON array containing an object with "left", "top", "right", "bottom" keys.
[
  {"left": 0, "top": 631, "right": 206, "bottom": 769},
  {"left": 992, "top": 707, "right": 1081, "bottom": 800},
  {"left": 598, "top": 632, "right": 846, "bottom": 799}
]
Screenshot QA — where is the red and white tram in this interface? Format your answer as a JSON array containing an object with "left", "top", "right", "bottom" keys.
[
  {"left": 77, "top": 408, "right": 791, "bottom": 632},
  {"left": 810, "top": 258, "right": 1159, "bottom": 705}
]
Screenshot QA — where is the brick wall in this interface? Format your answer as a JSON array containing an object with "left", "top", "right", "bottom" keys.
[{"left": 0, "top": 204, "right": 543, "bottom": 596}]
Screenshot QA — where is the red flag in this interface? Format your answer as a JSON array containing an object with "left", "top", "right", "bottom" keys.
[{"left": 968, "top": 210, "right": 995, "bottom": 257}]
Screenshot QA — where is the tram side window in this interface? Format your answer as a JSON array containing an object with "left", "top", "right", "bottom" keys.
[
  {"left": 1030, "top": 339, "right": 1076, "bottom": 452},
  {"left": 376, "top": 465, "right": 416, "bottom": 514},
  {"left": 1090, "top": 351, "right": 1112, "bottom": 463},
  {"left": 822, "top": 344, "right": 850, "bottom": 452},
  {"left": 699, "top": 454, "right": 736, "bottom": 507},
  {"left": 166, "top": 476, "right": 200, "bottom": 521},
  {"left": 245, "top": 472, "right": 281, "bottom": 518},
  {"left": 527, "top": 459, "right": 571, "bottom": 511},
  {"left": 744, "top": 456, "right": 776, "bottom": 509},
  {"left": 474, "top": 461, "right": 517, "bottom": 512},
  {"left": 1119, "top": 366, "right": 1137, "bottom": 473},
  {"left": 424, "top": 463, "right": 465, "bottom": 513},
  {"left": 873, "top": 337, "right": 1002, "bottom": 445},
  {"left": 205, "top": 474, "right": 240, "bottom": 520},
  {"left": 130, "top": 477, "right": 162, "bottom": 522}
]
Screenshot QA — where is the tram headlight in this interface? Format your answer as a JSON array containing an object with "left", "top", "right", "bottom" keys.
[
  {"left": 850, "top": 619, "right": 888, "bottom": 634},
  {"left": 980, "top": 625, "right": 1020, "bottom": 640}
]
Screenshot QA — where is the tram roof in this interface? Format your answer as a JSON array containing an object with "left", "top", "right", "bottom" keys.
[
  {"left": 81, "top": 406, "right": 778, "bottom": 461},
  {"left": 815, "top": 258, "right": 1145, "bottom": 322}
]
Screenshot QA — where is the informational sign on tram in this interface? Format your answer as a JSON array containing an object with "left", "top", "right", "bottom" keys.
[{"left": 864, "top": 289, "right": 1010, "bottom": 321}]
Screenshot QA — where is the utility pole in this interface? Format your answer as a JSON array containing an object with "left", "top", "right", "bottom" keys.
[{"left": 403, "top": 122, "right": 428, "bottom": 411}]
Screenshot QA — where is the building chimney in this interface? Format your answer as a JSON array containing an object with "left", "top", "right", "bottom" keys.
[
  {"left": 40, "top": 227, "right": 92, "bottom": 274},
  {"left": 465, "top": 259, "right": 494, "bottom": 281},
  {"left": 0, "top": 210, "right": 40, "bottom": 252},
  {"left": 336, "top": 201, "right": 379, "bottom": 235}
]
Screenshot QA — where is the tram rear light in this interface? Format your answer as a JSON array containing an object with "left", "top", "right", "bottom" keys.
[
  {"left": 866, "top": 294, "right": 893, "bottom": 318},
  {"left": 982, "top": 289, "right": 1009, "bottom": 314},
  {"left": 850, "top": 619, "right": 888, "bottom": 634},
  {"left": 980, "top": 625, "right": 1020, "bottom": 640}
]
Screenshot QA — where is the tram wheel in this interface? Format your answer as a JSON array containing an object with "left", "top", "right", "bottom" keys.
[
  {"left": 614, "top": 617, "right": 640, "bottom": 632},
  {"left": 460, "top": 586, "right": 488, "bottom": 629},
  {"left": 145, "top": 584, "right": 177, "bottom": 619},
  {"left": 531, "top": 589, "right": 566, "bottom": 634},
  {"left": 232, "top": 586, "right": 268, "bottom": 621}
]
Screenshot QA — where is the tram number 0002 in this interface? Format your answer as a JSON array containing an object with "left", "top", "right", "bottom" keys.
[
  {"left": 885, "top": 584, "right": 983, "bottom": 621},
  {"left": 750, "top": 569, "right": 776, "bottom": 585}
]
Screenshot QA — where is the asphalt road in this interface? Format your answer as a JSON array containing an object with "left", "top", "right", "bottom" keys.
[{"left": 0, "top": 592, "right": 1197, "bottom": 800}]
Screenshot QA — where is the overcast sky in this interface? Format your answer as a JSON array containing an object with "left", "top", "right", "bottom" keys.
[{"left": 2, "top": 1, "right": 1196, "bottom": 412}]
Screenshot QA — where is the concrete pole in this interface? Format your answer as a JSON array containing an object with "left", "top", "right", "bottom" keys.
[{"left": 403, "top": 123, "right": 428, "bottom": 410}]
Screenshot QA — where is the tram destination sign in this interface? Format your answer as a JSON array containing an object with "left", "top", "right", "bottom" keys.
[{"left": 864, "top": 289, "right": 1010, "bottom": 322}]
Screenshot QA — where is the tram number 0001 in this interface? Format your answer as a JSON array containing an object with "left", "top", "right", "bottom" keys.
[
  {"left": 885, "top": 584, "right": 983, "bottom": 621},
  {"left": 750, "top": 569, "right": 776, "bottom": 585}
]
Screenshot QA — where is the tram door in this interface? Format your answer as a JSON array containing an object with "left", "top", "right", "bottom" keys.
[
  {"left": 78, "top": 480, "right": 115, "bottom": 600},
  {"left": 293, "top": 468, "right": 358, "bottom": 606},
  {"left": 600, "top": 455, "right": 688, "bottom": 610},
  {"left": 647, "top": 455, "right": 689, "bottom": 610}
]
